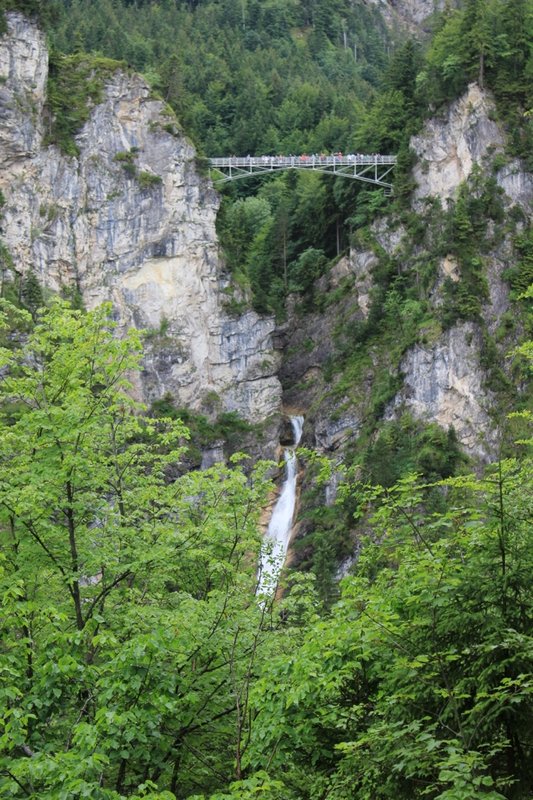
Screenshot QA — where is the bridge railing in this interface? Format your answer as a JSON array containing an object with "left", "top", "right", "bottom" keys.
[{"left": 209, "top": 155, "right": 396, "bottom": 168}]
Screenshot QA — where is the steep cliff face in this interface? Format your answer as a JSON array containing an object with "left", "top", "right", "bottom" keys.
[
  {"left": 389, "top": 84, "right": 518, "bottom": 460},
  {"left": 281, "top": 82, "right": 530, "bottom": 464},
  {"left": 0, "top": 13, "right": 527, "bottom": 470},
  {"left": 279, "top": 82, "right": 531, "bottom": 583},
  {"left": 0, "top": 11, "right": 47, "bottom": 160},
  {"left": 0, "top": 12, "right": 281, "bottom": 424},
  {"left": 366, "top": 0, "right": 451, "bottom": 31},
  {"left": 412, "top": 84, "right": 505, "bottom": 205},
  {"left": 386, "top": 323, "right": 497, "bottom": 456}
]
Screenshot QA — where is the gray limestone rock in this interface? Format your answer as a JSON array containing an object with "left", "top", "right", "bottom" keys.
[
  {"left": 496, "top": 160, "right": 533, "bottom": 213},
  {"left": 0, "top": 13, "right": 281, "bottom": 424},
  {"left": 412, "top": 84, "right": 505, "bottom": 205},
  {"left": 365, "top": 0, "right": 452, "bottom": 31},
  {"left": 0, "top": 12, "right": 47, "bottom": 161},
  {"left": 386, "top": 323, "right": 497, "bottom": 461}
]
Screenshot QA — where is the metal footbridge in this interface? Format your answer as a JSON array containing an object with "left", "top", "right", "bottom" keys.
[{"left": 209, "top": 154, "right": 396, "bottom": 190}]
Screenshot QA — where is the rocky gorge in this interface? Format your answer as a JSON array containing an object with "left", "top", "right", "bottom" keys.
[
  {"left": 1, "top": 3, "right": 532, "bottom": 797},
  {"left": 0, "top": 9, "right": 530, "bottom": 502}
]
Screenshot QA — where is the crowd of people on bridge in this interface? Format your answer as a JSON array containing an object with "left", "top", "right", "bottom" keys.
[{"left": 212, "top": 152, "right": 394, "bottom": 166}]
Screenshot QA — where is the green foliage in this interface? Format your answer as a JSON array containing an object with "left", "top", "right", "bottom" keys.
[
  {"left": 0, "top": 297, "right": 31, "bottom": 351},
  {"left": 294, "top": 415, "right": 465, "bottom": 607},
  {"left": 0, "top": 240, "right": 14, "bottom": 283},
  {"left": 50, "top": 0, "right": 389, "bottom": 159},
  {"left": 244, "top": 458, "right": 533, "bottom": 800},
  {"left": 137, "top": 170, "right": 162, "bottom": 190},
  {"left": 438, "top": 175, "right": 504, "bottom": 327},
  {"left": 217, "top": 195, "right": 273, "bottom": 278},
  {"left": 0, "top": 301, "right": 288, "bottom": 798},
  {"left": 60, "top": 281, "right": 85, "bottom": 310},
  {"left": 0, "top": 4, "right": 530, "bottom": 795},
  {"left": 346, "top": 188, "right": 388, "bottom": 229},
  {"left": 420, "top": 0, "right": 533, "bottom": 165},
  {"left": 19, "top": 268, "right": 43, "bottom": 318},
  {"left": 353, "top": 89, "right": 408, "bottom": 152},
  {"left": 218, "top": 170, "right": 343, "bottom": 314},
  {"left": 0, "top": 0, "right": 59, "bottom": 32},
  {"left": 364, "top": 415, "right": 464, "bottom": 487},
  {"left": 113, "top": 150, "right": 162, "bottom": 188},
  {"left": 151, "top": 392, "right": 257, "bottom": 459},
  {"left": 506, "top": 226, "right": 533, "bottom": 300},
  {"left": 289, "top": 247, "right": 328, "bottom": 294},
  {"left": 114, "top": 148, "right": 137, "bottom": 177}
]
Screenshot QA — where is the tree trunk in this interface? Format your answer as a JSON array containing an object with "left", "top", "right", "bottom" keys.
[{"left": 66, "top": 481, "right": 84, "bottom": 631}]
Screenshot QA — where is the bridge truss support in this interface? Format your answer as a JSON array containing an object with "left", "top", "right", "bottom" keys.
[{"left": 209, "top": 155, "right": 396, "bottom": 191}]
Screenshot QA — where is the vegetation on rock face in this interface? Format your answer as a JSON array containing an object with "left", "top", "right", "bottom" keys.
[
  {"left": 275, "top": 155, "right": 531, "bottom": 615},
  {"left": 0, "top": 0, "right": 59, "bottom": 32},
  {"left": 293, "top": 414, "right": 466, "bottom": 607},
  {"left": 1, "top": 2, "right": 533, "bottom": 797},
  {"left": 420, "top": 0, "right": 533, "bottom": 165},
  {"left": 151, "top": 393, "right": 258, "bottom": 467},
  {"left": 113, "top": 150, "right": 163, "bottom": 189},
  {"left": 45, "top": 51, "right": 127, "bottom": 156}
]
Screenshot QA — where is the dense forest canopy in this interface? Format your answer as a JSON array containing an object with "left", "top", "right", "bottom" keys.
[{"left": 49, "top": 0, "right": 391, "bottom": 157}]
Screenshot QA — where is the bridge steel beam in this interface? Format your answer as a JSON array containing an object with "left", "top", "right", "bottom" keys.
[{"left": 208, "top": 156, "right": 396, "bottom": 191}]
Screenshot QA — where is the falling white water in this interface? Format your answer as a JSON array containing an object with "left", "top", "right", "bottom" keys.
[{"left": 257, "top": 415, "right": 304, "bottom": 595}]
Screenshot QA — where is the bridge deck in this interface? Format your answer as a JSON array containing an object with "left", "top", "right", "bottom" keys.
[
  {"left": 209, "top": 154, "right": 396, "bottom": 188},
  {"left": 210, "top": 155, "right": 396, "bottom": 167}
]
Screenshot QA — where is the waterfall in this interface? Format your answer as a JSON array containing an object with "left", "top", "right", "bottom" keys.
[{"left": 257, "top": 415, "right": 304, "bottom": 595}]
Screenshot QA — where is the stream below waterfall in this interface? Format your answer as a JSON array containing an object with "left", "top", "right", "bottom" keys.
[{"left": 257, "top": 415, "right": 304, "bottom": 595}]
